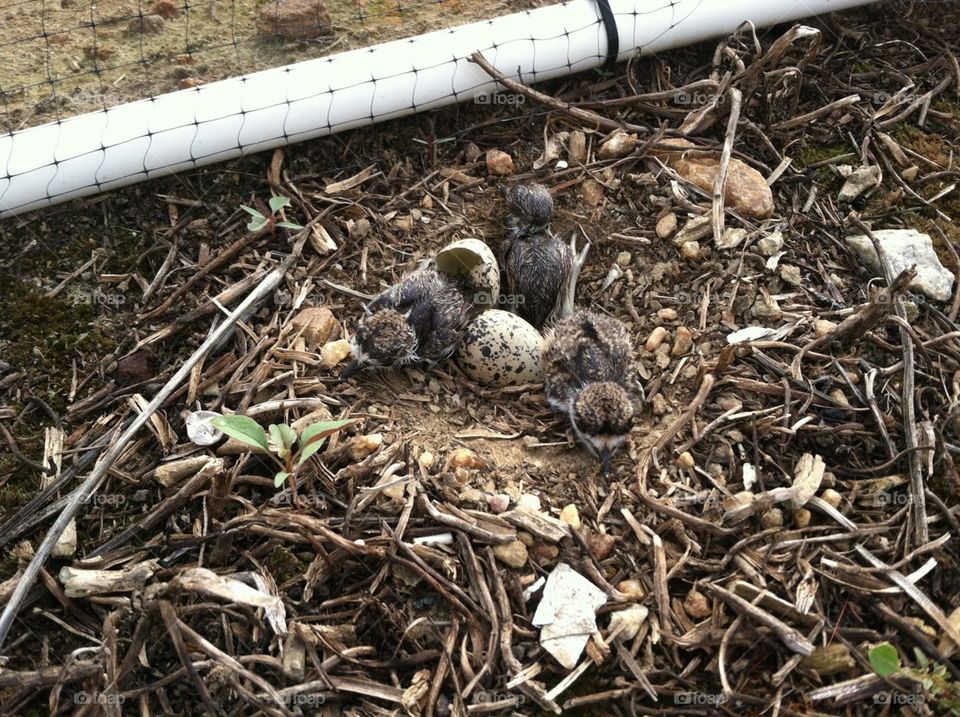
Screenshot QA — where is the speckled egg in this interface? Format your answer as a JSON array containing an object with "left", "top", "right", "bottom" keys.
[
  {"left": 434, "top": 238, "right": 500, "bottom": 307},
  {"left": 456, "top": 310, "right": 543, "bottom": 387}
]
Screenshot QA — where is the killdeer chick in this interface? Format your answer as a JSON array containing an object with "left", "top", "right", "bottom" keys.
[
  {"left": 542, "top": 309, "right": 635, "bottom": 475},
  {"left": 342, "top": 269, "right": 471, "bottom": 378},
  {"left": 501, "top": 183, "right": 589, "bottom": 329}
]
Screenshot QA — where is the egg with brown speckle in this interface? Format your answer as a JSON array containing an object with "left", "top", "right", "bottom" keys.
[{"left": 456, "top": 310, "right": 543, "bottom": 387}]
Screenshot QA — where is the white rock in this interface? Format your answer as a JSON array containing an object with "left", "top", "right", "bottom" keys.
[
  {"left": 845, "top": 229, "right": 955, "bottom": 301},
  {"left": 608, "top": 604, "right": 649, "bottom": 641},
  {"left": 757, "top": 231, "right": 784, "bottom": 256},
  {"left": 839, "top": 165, "right": 881, "bottom": 202},
  {"left": 533, "top": 563, "right": 608, "bottom": 669}
]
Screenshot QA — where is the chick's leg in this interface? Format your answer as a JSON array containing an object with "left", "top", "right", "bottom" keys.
[{"left": 560, "top": 233, "right": 590, "bottom": 318}]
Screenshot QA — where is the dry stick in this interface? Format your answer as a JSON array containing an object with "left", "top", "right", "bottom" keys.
[
  {"left": 852, "top": 218, "right": 928, "bottom": 548},
  {"left": 0, "top": 256, "right": 293, "bottom": 651},
  {"left": 467, "top": 51, "right": 648, "bottom": 134},
  {"left": 711, "top": 87, "right": 742, "bottom": 245}
]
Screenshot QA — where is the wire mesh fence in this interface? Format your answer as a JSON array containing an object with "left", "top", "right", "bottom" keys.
[{"left": 0, "top": 0, "right": 536, "bottom": 131}]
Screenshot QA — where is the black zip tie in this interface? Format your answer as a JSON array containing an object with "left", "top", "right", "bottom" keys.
[{"left": 596, "top": 0, "right": 619, "bottom": 66}]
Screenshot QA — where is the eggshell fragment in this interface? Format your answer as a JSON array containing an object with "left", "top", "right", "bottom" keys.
[
  {"left": 434, "top": 238, "right": 501, "bottom": 307},
  {"left": 456, "top": 310, "right": 543, "bottom": 387}
]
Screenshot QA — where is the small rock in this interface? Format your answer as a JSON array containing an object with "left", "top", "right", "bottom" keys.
[
  {"left": 616, "top": 251, "right": 632, "bottom": 267},
  {"left": 608, "top": 604, "right": 648, "bottom": 640},
  {"left": 644, "top": 326, "right": 669, "bottom": 352},
  {"left": 447, "top": 447, "right": 485, "bottom": 470},
  {"left": 717, "top": 395, "right": 742, "bottom": 411},
  {"left": 820, "top": 488, "right": 842, "bottom": 509},
  {"left": 802, "top": 644, "right": 856, "bottom": 676},
  {"left": 488, "top": 494, "right": 510, "bottom": 514},
  {"left": 657, "top": 308, "right": 678, "bottom": 321},
  {"left": 519, "top": 493, "right": 541, "bottom": 511},
  {"left": 793, "top": 508, "right": 812, "bottom": 528},
  {"left": 291, "top": 306, "right": 340, "bottom": 349},
  {"left": 320, "top": 339, "right": 351, "bottom": 368},
  {"left": 177, "top": 78, "right": 199, "bottom": 90},
  {"left": 780, "top": 265, "right": 802, "bottom": 286},
  {"left": 674, "top": 215, "right": 712, "bottom": 245},
  {"left": 532, "top": 543, "right": 560, "bottom": 561},
  {"left": 658, "top": 143, "right": 774, "bottom": 219},
  {"left": 128, "top": 14, "right": 164, "bottom": 33},
  {"left": 757, "top": 231, "right": 784, "bottom": 256},
  {"left": 567, "top": 130, "right": 587, "bottom": 163},
  {"left": 813, "top": 319, "right": 837, "bottom": 338},
  {"left": 679, "top": 241, "right": 700, "bottom": 260},
  {"left": 588, "top": 531, "right": 616, "bottom": 560},
  {"left": 493, "top": 540, "right": 528, "bottom": 568},
  {"left": 151, "top": 0, "right": 181, "bottom": 18},
  {"left": 348, "top": 434, "right": 382, "bottom": 462},
  {"left": 651, "top": 394, "right": 669, "bottom": 415},
  {"left": 683, "top": 589, "right": 712, "bottom": 619},
  {"left": 845, "top": 229, "right": 955, "bottom": 302},
  {"left": 463, "top": 142, "right": 482, "bottom": 163},
  {"left": 718, "top": 227, "right": 747, "bottom": 250},
  {"left": 598, "top": 130, "right": 637, "bottom": 159},
  {"left": 485, "top": 149, "right": 513, "bottom": 176},
  {"left": 676, "top": 451, "right": 695, "bottom": 470},
  {"left": 760, "top": 508, "right": 784, "bottom": 529},
  {"left": 839, "top": 165, "right": 882, "bottom": 202},
  {"left": 671, "top": 326, "right": 693, "bottom": 356},
  {"left": 830, "top": 388, "right": 850, "bottom": 408},
  {"left": 615, "top": 579, "right": 645, "bottom": 600},
  {"left": 257, "top": 0, "right": 332, "bottom": 39},
  {"left": 752, "top": 294, "right": 782, "bottom": 320},
  {"left": 580, "top": 178, "right": 605, "bottom": 206},
  {"left": 350, "top": 217, "right": 371, "bottom": 240},
  {"left": 656, "top": 212, "right": 678, "bottom": 239},
  {"left": 418, "top": 451, "right": 435, "bottom": 471},
  {"left": 559, "top": 504, "right": 581, "bottom": 530},
  {"left": 392, "top": 214, "right": 414, "bottom": 232},
  {"left": 902, "top": 165, "right": 919, "bottom": 181},
  {"left": 723, "top": 491, "right": 754, "bottom": 512},
  {"left": 116, "top": 350, "right": 158, "bottom": 385}
]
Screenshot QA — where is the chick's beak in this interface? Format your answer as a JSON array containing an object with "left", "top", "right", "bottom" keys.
[
  {"left": 600, "top": 447, "right": 614, "bottom": 476},
  {"left": 340, "top": 359, "right": 362, "bottom": 380}
]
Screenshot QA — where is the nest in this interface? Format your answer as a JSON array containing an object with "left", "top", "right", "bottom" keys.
[{"left": 1, "top": 1, "right": 960, "bottom": 714}]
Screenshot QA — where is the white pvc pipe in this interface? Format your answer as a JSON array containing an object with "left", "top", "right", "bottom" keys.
[{"left": 0, "top": 0, "right": 877, "bottom": 218}]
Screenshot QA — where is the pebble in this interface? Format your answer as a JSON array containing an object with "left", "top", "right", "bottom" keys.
[
  {"left": 793, "top": 508, "right": 812, "bottom": 529},
  {"left": 757, "top": 231, "right": 784, "bottom": 256},
  {"left": 485, "top": 149, "right": 513, "bottom": 176},
  {"left": 679, "top": 241, "right": 700, "bottom": 260},
  {"left": 780, "top": 265, "right": 802, "bottom": 286},
  {"left": 588, "top": 531, "right": 616, "bottom": 560},
  {"left": 656, "top": 212, "right": 678, "bottom": 239},
  {"left": 684, "top": 589, "right": 712, "bottom": 619},
  {"left": 760, "top": 508, "right": 784, "bottom": 529},
  {"left": 813, "top": 319, "right": 837, "bottom": 338},
  {"left": 615, "top": 579, "right": 645, "bottom": 600},
  {"left": 845, "top": 229, "right": 955, "bottom": 302},
  {"left": 838, "top": 165, "right": 881, "bottom": 202},
  {"left": 676, "top": 451, "right": 695, "bottom": 470},
  {"left": 128, "top": 14, "right": 164, "bottom": 33},
  {"left": 567, "top": 130, "right": 587, "bottom": 163},
  {"left": 320, "top": 339, "right": 351, "bottom": 368},
  {"left": 291, "top": 306, "right": 340, "bottom": 349},
  {"left": 447, "top": 447, "right": 485, "bottom": 470},
  {"left": 820, "top": 488, "right": 842, "bottom": 509},
  {"left": 559, "top": 504, "right": 581, "bottom": 530},
  {"left": 671, "top": 326, "right": 693, "bottom": 356},
  {"left": 580, "top": 178, "right": 605, "bottom": 206},
  {"left": 616, "top": 251, "right": 632, "bottom": 267},
  {"left": 657, "top": 308, "right": 678, "bottom": 321},
  {"left": 598, "top": 130, "right": 638, "bottom": 159},
  {"left": 493, "top": 540, "right": 528, "bottom": 568},
  {"left": 752, "top": 294, "right": 782, "bottom": 320},
  {"left": 518, "top": 493, "right": 542, "bottom": 511},
  {"left": 644, "top": 326, "right": 669, "bottom": 352},
  {"left": 488, "top": 494, "right": 510, "bottom": 513}
]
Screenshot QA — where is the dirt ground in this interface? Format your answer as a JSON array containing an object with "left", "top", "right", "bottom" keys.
[
  {"left": 2, "top": 0, "right": 960, "bottom": 715},
  {"left": 0, "top": 0, "right": 539, "bottom": 131}
]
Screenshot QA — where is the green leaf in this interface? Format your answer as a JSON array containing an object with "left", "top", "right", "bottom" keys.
[
  {"left": 268, "top": 423, "right": 297, "bottom": 458},
  {"left": 268, "top": 195, "right": 291, "bottom": 213},
  {"left": 276, "top": 221, "right": 303, "bottom": 230},
  {"left": 240, "top": 204, "right": 264, "bottom": 219},
  {"left": 297, "top": 418, "right": 356, "bottom": 466},
  {"left": 211, "top": 415, "right": 269, "bottom": 452},
  {"left": 869, "top": 643, "right": 901, "bottom": 677},
  {"left": 274, "top": 471, "right": 290, "bottom": 488},
  {"left": 247, "top": 216, "right": 268, "bottom": 232}
]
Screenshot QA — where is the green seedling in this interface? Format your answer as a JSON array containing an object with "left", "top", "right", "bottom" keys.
[
  {"left": 240, "top": 195, "right": 303, "bottom": 233},
  {"left": 211, "top": 414, "right": 353, "bottom": 507},
  {"left": 868, "top": 642, "right": 960, "bottom": 714}
]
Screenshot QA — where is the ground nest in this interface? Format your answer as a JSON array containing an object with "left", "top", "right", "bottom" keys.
[{"left": 2, "top": 1, "right": 960, "bottom": 715}]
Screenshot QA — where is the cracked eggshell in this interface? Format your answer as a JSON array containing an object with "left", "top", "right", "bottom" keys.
[
  {"left": 456, "top": 310, "right": 543, "bottom": 387},
  {"left": 434, "top": 238, "right": 500, "bottom": 307}
]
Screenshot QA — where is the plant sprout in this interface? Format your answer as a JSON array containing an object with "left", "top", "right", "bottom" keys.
[
  {"left": 211, "top": 414, "right": 353, "bottom": 507},
  {"left": 240, "top": 195, "right": 303, "bottom": 233}
]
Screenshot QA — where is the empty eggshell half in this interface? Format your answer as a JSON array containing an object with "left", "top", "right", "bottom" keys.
[
  {"left": 434, "top": 238, "right": 500, "bottom": 307},
  {"left": 456, "top": 309, "right": 543, "bottom": 387}
]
